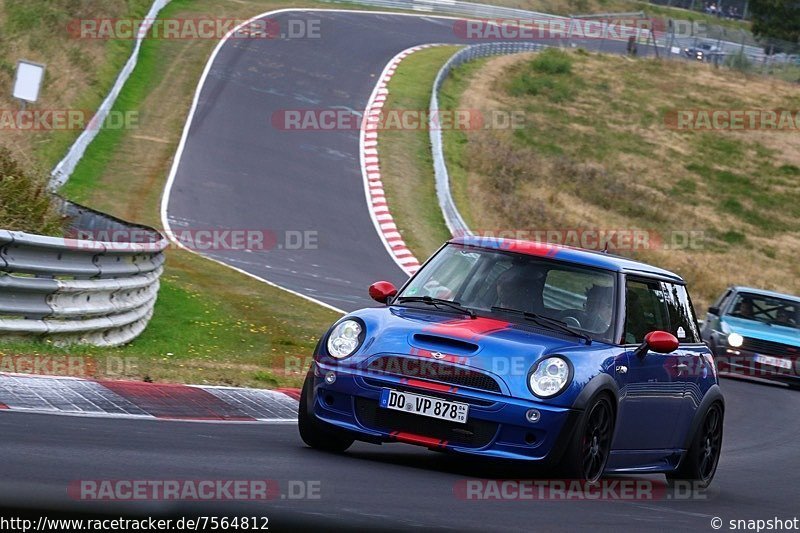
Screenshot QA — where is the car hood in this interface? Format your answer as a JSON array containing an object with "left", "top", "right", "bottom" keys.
[
  {"left": 722, "top": 315, "right": 800, "bottom": 346},
  {"left": 340, "top": 305, "right": 614, "bottom": 403}
]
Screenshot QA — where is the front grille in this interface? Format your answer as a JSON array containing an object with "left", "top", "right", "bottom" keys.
[
  {"left": 366, "top": 356, "right": 502, "bottom": 393},
  {"left": 355, "top": 397, "right": 498, "bottom": 448},
  {"left": 742, "top": 337, "right": 800, "bottom": 358}
]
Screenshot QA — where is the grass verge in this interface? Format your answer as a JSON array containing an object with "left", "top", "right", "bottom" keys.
[
  {"left": 2, "top": 0, "right": 347, "bottom": 387},
  {"left": 440, "top": 48, "right": 800, "bottom": 309},
  {"left": 377, "top": 46, "right": 460, "bottom": 261}
]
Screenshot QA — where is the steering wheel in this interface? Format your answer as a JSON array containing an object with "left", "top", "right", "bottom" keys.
[{"left": 561, "top": 315, "right": 582, "bottom": 328}]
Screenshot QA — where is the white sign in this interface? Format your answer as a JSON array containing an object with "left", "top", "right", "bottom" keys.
[{"left": 13, "top": 60, "right": 45, "bottom": 103}]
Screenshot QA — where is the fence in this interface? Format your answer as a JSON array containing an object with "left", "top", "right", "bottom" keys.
[
  {"left": 322, "top": 0, "right": 799, "bottom": 81},
  {"left": 0, "top": 199, "right": 167, "bottom": 346}
]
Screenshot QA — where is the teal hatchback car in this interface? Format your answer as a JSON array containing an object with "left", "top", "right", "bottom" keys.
[{"left": 701, "top": 287, "right": 800, "bottom": 387}]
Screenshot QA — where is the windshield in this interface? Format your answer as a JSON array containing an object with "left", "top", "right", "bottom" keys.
[
  {"left": 396, "top": 244, "right": 618, "bottom": 343},
  {"left": 726, "top": 292, "right": 800, "bottom": 329}
]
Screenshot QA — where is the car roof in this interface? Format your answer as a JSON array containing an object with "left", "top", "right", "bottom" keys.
[
  {"left": 449, "top": 236, "right": 685, "bottom": 282},
  {"left": 730, "top": 286, "right": 800, "bottom": 303}
]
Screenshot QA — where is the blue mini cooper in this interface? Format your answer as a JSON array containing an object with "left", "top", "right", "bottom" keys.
[{"left": 299, "top": 237, "right": 724, "bottom": 485}]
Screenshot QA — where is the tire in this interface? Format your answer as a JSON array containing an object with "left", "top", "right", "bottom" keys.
[
  {"left": 667, "top": 403, "right": 723, "bottom": 489},
  {"left": 297, "top": 372, "right": 354, "bottom": 453},
  {"left": 556, "top": 395, "right": 614, "bottom": 482}
]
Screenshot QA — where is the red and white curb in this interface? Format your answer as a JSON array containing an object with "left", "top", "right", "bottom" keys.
[
  {"left": 360, "top": 44, "right": 446, "bottom": 277},
  {"left": 0, "top": 373, "right": 299, "bottom": 423}
]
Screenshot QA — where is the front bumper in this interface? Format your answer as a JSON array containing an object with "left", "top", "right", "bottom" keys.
[
  {"left": 712, "top": 344, "right": 800, "bottom": 385},
  {"left": 309, "top": 361, "right": 580, "bottom": 462}
]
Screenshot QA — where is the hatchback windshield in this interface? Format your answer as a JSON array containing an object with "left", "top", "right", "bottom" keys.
[
  {"left": 727, "top": 292, "right": 800, "bottom": 329},
  {"left": 396, "top": 244, "right": 618, "bottom": 343}
]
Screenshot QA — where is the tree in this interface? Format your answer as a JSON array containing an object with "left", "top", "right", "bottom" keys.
[{"left": 749, "top": 0, "right": 800, "bottom": 48}]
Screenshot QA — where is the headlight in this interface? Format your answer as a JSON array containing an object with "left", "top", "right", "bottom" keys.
[
  {"left": 528, "top": 356, "right": 572, "bottom": 398},
  {"left": 727, "top": 332, "right": 744, "bottom": 348},
  {"left": 326, "top": 319, "right": 364, "bottom": 359}
]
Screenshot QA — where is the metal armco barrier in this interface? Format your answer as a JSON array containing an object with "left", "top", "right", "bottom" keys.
[
  {"left": 429, "top": 42, "right": 545, "bottom": 237},
  {"left": 50, "top": 0, "right": 172, "bottom": 188},
  {"left": 0, "top": 199, "right": 167, "bottom": 346},
  {"left": 430, "top": 42, "right": 585, "bottom": 310}
]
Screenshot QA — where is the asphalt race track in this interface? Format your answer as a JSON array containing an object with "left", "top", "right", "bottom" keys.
[
  {"left": 1, "top": 378, "right": 798, "bottom": 531},
  {"left": 3, "top": 9, "right": 795, "bottom": 531},
  {"left": 163, "top": 10, "right": 642, "bottom": 311}
]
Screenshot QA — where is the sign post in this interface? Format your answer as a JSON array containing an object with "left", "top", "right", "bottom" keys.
[{"left": 12, "top": 60, "right": 46, "bottom": 110}]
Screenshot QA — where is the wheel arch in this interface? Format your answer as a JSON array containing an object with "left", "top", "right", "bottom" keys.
[{"left": 680, "top": 384, "right": 725, "bottom": 451}]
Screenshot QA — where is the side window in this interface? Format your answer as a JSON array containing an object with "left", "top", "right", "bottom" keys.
[
  {"left": 662, "top": 283, "right": 701, "bottom": 343},
  {"left": 624, "top": 279, "right": 669, "bottom": 344},
  {"left": 713, "top": 289, "right": 733, "bottom": 313}
]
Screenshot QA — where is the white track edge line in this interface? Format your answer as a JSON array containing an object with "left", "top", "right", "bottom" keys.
[{"left": 159, "top": 9, "right": 470, "bottom": 311}]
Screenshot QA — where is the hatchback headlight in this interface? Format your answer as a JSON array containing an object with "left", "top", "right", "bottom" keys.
[
  {"left": 528, "top": 356, "right": 572, "bottom": 398},
  {"left": 326, "top": 319, "right": 364, "bottom": 359}
]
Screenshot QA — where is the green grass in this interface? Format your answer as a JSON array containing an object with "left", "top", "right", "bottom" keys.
[
  {"left": 0, "top": 0, "right": 154, "bottom": 168},
  {"left": 377, "top": 46, "right": 461, "bottom": 260},
  {"left": 384, "top": 46, "right": 800, "bottom": 309},
  {"left": 439, "top": 57, "right": 491, "bottom": 230},
  {"left": 1, "top": 0, "right": 351, "bottom": 387},
  {"left": 1, "top": 249, "right": 339, "bottom": 387},
  {"left": 60, "top": 17, "right": 162, "bottom": 202}
]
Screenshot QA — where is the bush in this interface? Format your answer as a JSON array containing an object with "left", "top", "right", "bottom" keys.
[
  {"left": 531, "top": 48, "right": 573, "bottom": 75},
  {"left": 508, "top": 49, "right": 579, "bottom": 102},
  {"left": 0, "top": 147, "right": 65, "bottom": 235}
]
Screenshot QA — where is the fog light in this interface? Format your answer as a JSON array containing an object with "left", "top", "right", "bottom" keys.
[
  {"left": 324, "top": 371, "right": 336, "bottom": 385},
  {"left": 525, "top": 409, "right": 541, "bottom": 423}
]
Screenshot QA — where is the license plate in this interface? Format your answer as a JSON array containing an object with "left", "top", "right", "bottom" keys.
[
  {"left": 754, "top": 353, "right": 793, "bottom": 370},
  {"left": 379, "top": 388, "right": 468, "bottom": 424}
]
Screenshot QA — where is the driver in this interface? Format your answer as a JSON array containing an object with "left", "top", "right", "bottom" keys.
[
  {"left": 583, "top": 285, "right": 614, "bottom": 333},
  {"left": 736, "top": 298, "right": 754, "bottom": 319},
  {"left": 494, "top": 265, "right": 543, "bottom": 312}
]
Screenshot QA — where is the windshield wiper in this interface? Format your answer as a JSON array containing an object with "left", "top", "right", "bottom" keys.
[
  {"left": 491, "top": 306, "right": 592, "bottom": 344},
  {"left": 395, "top": 296, "right": 476, "bottom": 318}
]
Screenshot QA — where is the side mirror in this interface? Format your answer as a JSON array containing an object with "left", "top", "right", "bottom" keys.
[
  {"left": 368, "top": 281, "right": 398, "bottom": 304},
  {"left": 634, "top": 330, "right": 679, "bottom": 359},
  {"left": 707, "top": 306, "right": 720, "bottom": 316}
]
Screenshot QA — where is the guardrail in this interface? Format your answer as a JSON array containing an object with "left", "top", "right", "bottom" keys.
[
  {"left": 323, "top": 0, "right": 774, "bottom": 64},
  {"left": 50, "top": 0, "right": 172, "bottom": 188},
  {"left": 0, "top": 199, "right": 167, "bottom": 346},
  {"left": 430, "top": 42, "right": 590, "bottom": 310},
  {"left": 430, "top": 42, "right": 546, "bottom": 237}
]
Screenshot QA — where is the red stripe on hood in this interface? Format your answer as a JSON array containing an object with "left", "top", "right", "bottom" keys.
[{"left": 423, "top": 317, "right": 510, "bottom": 341}]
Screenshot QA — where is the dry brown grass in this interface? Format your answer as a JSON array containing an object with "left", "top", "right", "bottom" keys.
[
  {"left": 0, "top": 0, "right": 153, "bottom": 167},
  {"left": 447, "top": 49, "right": 800, "bottom": 310}
]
